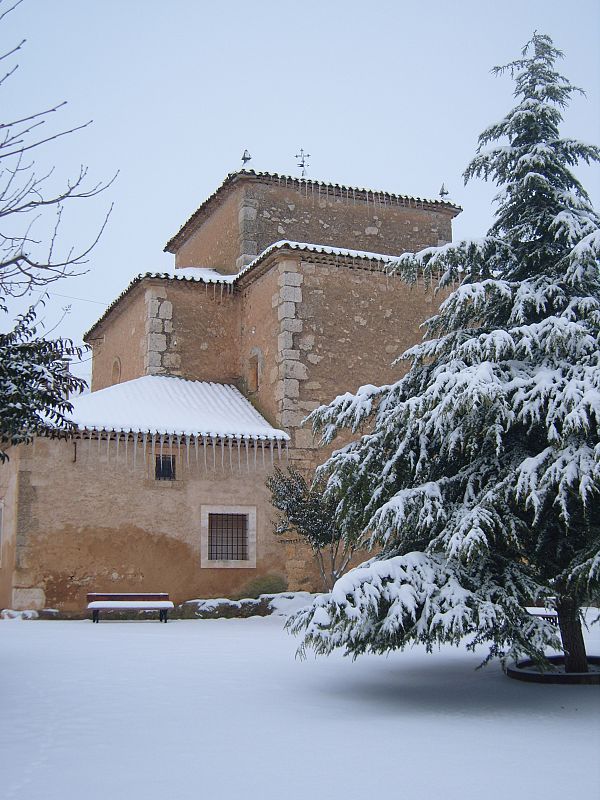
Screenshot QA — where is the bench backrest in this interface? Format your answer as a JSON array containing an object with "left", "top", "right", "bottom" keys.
[{"left": 86, "top": 593, "right": 170, "bottom": 602}]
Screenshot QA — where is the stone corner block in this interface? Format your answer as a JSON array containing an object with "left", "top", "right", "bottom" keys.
[
  {"left": 162, "top": 353, "right": 181, "bottom": 369},
  {"left": 145, "top": 318, "right": 163, "bottom": 334},
  {"left": 277, "top": 260, "right": 300, "bottom": 274},
  {"left": 279, "top": 361, "right": 308, "bottom": 381},
  {"left": 278, "top": 271, "right": 304, "bottom": 287},
  {"left": 280, "top": 318, "right": 303, "bottom": 333},
  {"left": 145, "top": 287, "right": 167, "bottom": 302},
  {"left": 157, "top": 300, "right": 173, "bottom": 320},
  {"left": 145, "top": 350, "right": 162, "bottom": 368},
  {"left": 147, "top": 333, "right": 167, "bottom": 352},
  {"left": 274, "top": 378, "right": 300, "bottom": 401},
  {"left": 277, "top": 301, "right": 297, "bottom": 321},
  {"left": 146, "top": 298, "right": 160, "bottom": 318},
  {"left": 277, "top": 331, "right": 294, "bottom": 351},
  {"left": 279, "top": 285, "right": 302, "bottom": 303}
]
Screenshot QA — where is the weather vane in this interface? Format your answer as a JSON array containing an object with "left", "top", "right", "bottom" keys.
[
  {"left": 241, "top": 149, "right": 252, "bottom": 167},
  {"left": 439, "top": 183, "right": 449, "bottom": 199},
  {"left": 295, "top": 148, "right": 310, "bottom": 177}
]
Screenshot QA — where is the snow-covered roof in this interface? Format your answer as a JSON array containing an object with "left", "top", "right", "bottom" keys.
[
  {"left": 164, "top": 169, "right": 462, "bottom": 253},
  {"left": 162, "top": 267, "right": 237, "bottom": 283},
  {"left": 236, "top": 240, "right": 400, "bottom": 282},
  {"left": 84, "top": 267, "right": 237, "bottom": 339},
  {"left": 68, "top": 375, "right": 289, "bottom": 440}
]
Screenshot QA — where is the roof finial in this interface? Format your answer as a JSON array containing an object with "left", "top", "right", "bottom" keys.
[
  {"left": 295, "top": 148, "right": 310, "bottom": 177},
  {"left": 439, "top": 182, "right": 449, "bottom": 199},
  {"left": 242, "top": 149, "right": 252, "bottom": 167}
]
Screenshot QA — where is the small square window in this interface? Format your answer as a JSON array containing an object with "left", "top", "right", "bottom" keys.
[
  {"left": 155, "top": 455, "right": 176, "bottom": 481},
  {"left": 200, "top": 505, "right": 256, "bottom": 568},
  {"left": 208, "top": 513, "right": 248, "bottom": 560}
]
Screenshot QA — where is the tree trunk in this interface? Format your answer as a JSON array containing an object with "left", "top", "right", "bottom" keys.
[{"left": 556, "top": 597, "right": 588, "bottom": 673}]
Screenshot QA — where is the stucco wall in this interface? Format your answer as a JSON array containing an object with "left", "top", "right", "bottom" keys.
[
  {"left": 10, "top": 436, "right": 292, "bottom": 611},
  {"left": 240, "top": 266, "right": 282, "bottom": 425},
  {"left": 0, "top": 449, "right": 20, "bottom": 609},
  {"left": 89, "top": 287, "right": 147, "bottom": 391},
  {"left": 175, "top": 188, "right": 241, "bottom": 273}
]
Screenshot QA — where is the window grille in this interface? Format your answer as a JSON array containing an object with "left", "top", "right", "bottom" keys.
[
  {"left": 155, "top": 455, "right": 176, "bottom": 481},
  {"left": 208, "top": 513, "right": 248, "bottom": 560}
]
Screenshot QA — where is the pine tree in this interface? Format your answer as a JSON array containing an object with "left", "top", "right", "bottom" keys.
[{"left": 290, "top": 34, "right": 600, "bottom": 673}]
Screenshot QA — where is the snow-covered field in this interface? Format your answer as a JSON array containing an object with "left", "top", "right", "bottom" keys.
[{"left": 1, "top": 608, "right": 599, "bottom": 800}]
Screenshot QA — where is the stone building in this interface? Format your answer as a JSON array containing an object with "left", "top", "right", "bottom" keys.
[{"left": 0, "top": 170, "right": 460, "bottom": 611}]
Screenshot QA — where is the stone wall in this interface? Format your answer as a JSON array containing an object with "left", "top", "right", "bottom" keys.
[
  {"left": 90, "top": 278, "right": 243, "bottom": 389},
  {"left": 171, "top": 175, "right": 458, "bottom": 274},
  {"left": 243, "top": 180, "right": 454, "bottom": 263},
  {"left": 261, "top": 253, "right": 442, "bottom": 471},
  {"left": 152, "top": 280, "right": 241, "bottom": 384}
]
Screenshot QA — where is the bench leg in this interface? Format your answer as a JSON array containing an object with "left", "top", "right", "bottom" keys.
[{"left": 92, "top": 609, "right": 99, "bottom": 623}]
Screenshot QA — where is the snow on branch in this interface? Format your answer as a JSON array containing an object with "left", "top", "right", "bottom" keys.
[{"left": 289, "top": 553, "right": 560, "bottom": 666}]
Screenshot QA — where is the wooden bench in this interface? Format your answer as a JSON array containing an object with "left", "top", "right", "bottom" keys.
[
  {"left": 526, "top": 606, "right": 559, "bottom": 626},
  {"left": 87, "top": 593, "right": 174, "bottom": 623}
]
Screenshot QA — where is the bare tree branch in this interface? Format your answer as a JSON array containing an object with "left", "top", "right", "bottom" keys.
[
  {"left": 0, "top": 3, "right": 116, "bottom": 298},
  {"left": 0, "top": 0, "right": 109, "bottom": 459}
]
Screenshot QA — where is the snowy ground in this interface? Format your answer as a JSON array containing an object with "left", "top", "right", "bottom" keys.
[{"left": 1, "top": 608, "right": 599, "bottom": 800}]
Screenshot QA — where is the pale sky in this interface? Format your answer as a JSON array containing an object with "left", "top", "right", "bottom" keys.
[{"left": 2, "top": 0, "right": 599, "bottom": 383}]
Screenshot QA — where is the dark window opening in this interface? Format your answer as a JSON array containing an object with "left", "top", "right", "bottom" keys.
[
  {"left": 248, "top": 355, "right": 259, "bottom": 393},
  {"left": 155, "top": 454, "right": 176, "bottom": 481},
  {"left": 111, "top": 358, "right": 121, "bottom": 384},
  {"left": 208, "top": 513, "right": 248, "bottom": 560}
]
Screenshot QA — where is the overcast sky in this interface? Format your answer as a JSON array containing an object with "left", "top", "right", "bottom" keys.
[{"left": 2, "top": 0, "right": 599, "bottom": 383}]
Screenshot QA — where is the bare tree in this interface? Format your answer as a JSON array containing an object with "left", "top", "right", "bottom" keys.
[
  {"left": 0, "top": 0, "right": 115, "bottom": 460},
  {"left": 0, "top": 0, "right": 115, "bottom": 299}
]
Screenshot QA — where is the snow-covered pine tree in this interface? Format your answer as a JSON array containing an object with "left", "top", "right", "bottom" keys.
[{"left": 289, "top": 34, "right": 600, "bottom": 673}]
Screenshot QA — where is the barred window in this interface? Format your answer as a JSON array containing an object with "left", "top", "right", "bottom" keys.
[
  {"left": 155, "top": 455, "right": 176, "bottom": 481},
  {"left": 208, "top": 513, "right": 248, "bottom": 560}
]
